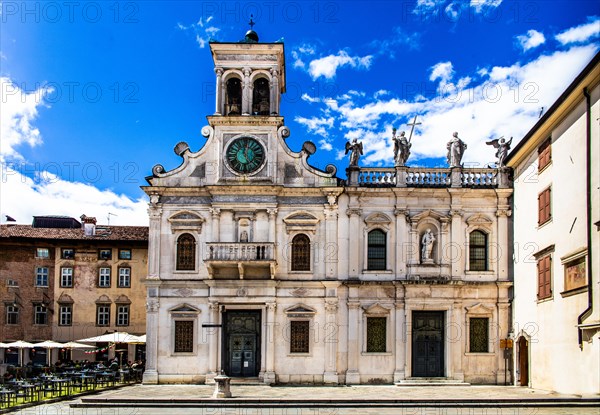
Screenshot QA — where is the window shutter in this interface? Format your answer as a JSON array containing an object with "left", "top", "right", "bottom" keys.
[
  {"left": 537, "top": 260, "right": 543, "bottom": 298},
  {"left": 543, "top": 256, "right": 551, "bottom": 297},
  {"left": 546, "top": 188, "right": 551, "bottom": 220},
  {"left": 538, "top": 193, "right": 543, "bottom": 225}
]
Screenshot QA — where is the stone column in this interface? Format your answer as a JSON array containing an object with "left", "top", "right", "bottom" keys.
[
  {"left": 267, "top": 208, "right": 277, "bottom": 243},
  {"left": 205, "top": 301, "right": 220, "bottom": 383},
  {"left": 496, "top": 208, "right": 511, "bottom": 281},
  {"left": 324, "top": 206, "right": 339, "bottom": 279},
  {"left": 214, "top": 68, "right": 223, "bottom": 115},
  {"left": 346, "top": 301, "right": 360, "bottom": 384},
  {"left": 450, "top": 209, "right": 464, "bottom": 279},
  {"left": 142, "top": 296, "right": 160, "bottom": 384},
  {"left": 324, "top": 299, "right": 339, "bottom": 384},
  {"left": 346, "top": 208, "right": 362, "bottom": 279},
  {"left": 451, "top": 301, "right": 464, "bottom": 381},
  {"left": 242, "top": 67, "right": 252, "bottom": 115},
  {"left": 147, "top": 201, "right": 162, "bottom": 279},
  {"left": 210, "top": 208, "right": 221, "bottom": 243},
  {"left": 497, "top": 283, "right": 511, "bottom": 384},
  {"left": 264, "top": 302, "right": 277, "bottom": 384},
  {"left": 270, "top": 67, "right": 279, "bottom": 115},
  {"left": 450, "top": 167, "right": 462, "bottom": 188},
  {"left": 393, "top": 297, "right": 406, "bottom": 382},
  {"left": 394, "top": 208, "right": 409, "bottom": 278},
  {"left": 395, "top": 166, "right": 407, "bottom": 188}
]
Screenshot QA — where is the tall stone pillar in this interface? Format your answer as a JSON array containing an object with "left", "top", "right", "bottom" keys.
[
  {"left": 147, "top": 202, "right": 162, "bottom": 279},
  {"left": 393, "top": 297, "right": 406, "bottom": 382},
  {"left": 496, "top": 208, "right": 511, "bottom": 281},
  {"left": 346, "top": 208, "right": 362, "bottom": 279},
  {"left": 264, "top": 302, "right": 277, "bottom": 384},
  {"left": 394, "top": 208, "right": 409, "bottom": 278},
  {"left": 242, "top": 67, "right": 252, "bottom": 115},
  {"left": 214, "top": 67, "right": 223, "bottom": 115},
  {"left": 324, "top": 205, "right": 339, "bottom": 279},
  {"left": 451, "top": 301, "right": 464, "bottom": 381},
  {"left": 205, "top": 301, "right": 220, "bottom": 383},
  {"left": 346, "top": 301, "right": 360, "bottom": 384},
  {"left": 210, "top": 208, "right": 221, "bottom": 242},
  {"left": 270, "top": 67, "right": 279, "bottom": 115},
  {"left": 324, "top": 296, "right": 339, "bottom": 384},
  {"left": 142, "top": 295, "right": 160, "bottom": 384},
  {"left": 450, "top": 209, "right": 464, "bottom": 279}
]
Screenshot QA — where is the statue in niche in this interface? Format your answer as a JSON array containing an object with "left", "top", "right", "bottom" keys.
[
  {"left": 392, "top": 129, "right": 411, "bottom": 166},
  {"left": 486, "top": 136, "right": 513, "bottom": 168},
  {"left": 421, "top": 228, "right": 436, "bottom": 263},
  {"left": 345, "top": 138, "right": 363, "bottom": 167},
  {"left": 447, "top": 132, "right": 467, "bottom": 167},
  {"left": 239, "top": 230, "right": 249, "bottom": 243}
]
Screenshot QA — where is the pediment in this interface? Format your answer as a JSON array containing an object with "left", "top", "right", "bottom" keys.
[
  {"left": 169, "top": 303, "right": 201, "bottom": 314},
  {"left": 465, "top": 302, "right": 493, "bottom": 314},
  {"left": 364, "top": 213, "right": 392, "bottom": 225},
  {"left": 95, "top": 294, "right": 112, "bottom": 304},
  {"left": 284, "top": 304, "right": 317, "bottom": 315},
  {"left": 363, "top": 303, "right": 391, "bottom": 315},
  {"left": 283, "top": 212, "right": 319, "bottom": 224},
  {"left": 115, "top": 295, "right": 131, "bottom": 304},
  {"left": 466, "top": 214, "right": 493, "bottom": 226},
  {"left": 410, "top": 209, "right": 449, "bottom": 223},
  {"left": 57, "top": 293, "right": 74, "bottom": 304},
  {"left": 168, "top": 211, "right": 204, "bottom": 232}
]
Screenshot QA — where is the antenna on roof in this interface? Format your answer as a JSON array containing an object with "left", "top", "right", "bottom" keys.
[
  {"left": 107, "top": 212, "right": 118, "bottom": 225},
  {"left": 538, "top": 107, "right": 544, "bottom": 118}
]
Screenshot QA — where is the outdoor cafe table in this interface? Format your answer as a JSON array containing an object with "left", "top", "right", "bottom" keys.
[
  {"left": 18, "top": 383, "right": 37, "bottom": 401},
  {"left": 51, "top": 378, "right": 71, "bottom": 395},
  {"left": 0, "top": 389, "right": 16, "bottom": 407}
]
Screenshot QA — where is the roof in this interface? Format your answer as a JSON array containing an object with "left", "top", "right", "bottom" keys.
[
  {"left": 0, "top": 225, "right": 148, "bottom": 242},
  {"left": 505, "top": 51, "right": 600, "bottom": 166}
]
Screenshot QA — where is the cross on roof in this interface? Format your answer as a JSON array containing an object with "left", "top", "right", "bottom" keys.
[
  {"left": 406, "top": 115, "right": 422, "bottom": 142},
  {"left": 249, "top": 15, "right": 255, "bottom": 30}
]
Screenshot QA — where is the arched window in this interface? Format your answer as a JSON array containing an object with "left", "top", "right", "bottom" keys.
[
  {"left": 176, "top": 233, "right": 196, "bottom": 271},
  {"left": 291, "top": 234, "right": 310, "bottom": 271},
  {"left": 367, "top": 229, "right": 386, "bottom": 270},
  {"left": 252, "top": 78, "right": 270, "bottom": 115},
  {"left": 225, "top": 78, "right": 242, "bottom": 115},
  {"left": 469, "top": 230, "right": 488, "bottom": 271}
]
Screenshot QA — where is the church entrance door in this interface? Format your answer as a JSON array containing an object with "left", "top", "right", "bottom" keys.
[
  {"left": 412, "top": 311, "right": 444, "bottom": 377},
  {"left": 223, "top": 310, "right": 261, "bottom": 377}
]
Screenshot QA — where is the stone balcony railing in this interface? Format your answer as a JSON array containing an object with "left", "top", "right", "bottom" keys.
[
  {"left": 205, "top": 242, "right": 276, "bottom": 261},
  {"left": 349, "top": 166, "right": 509, "bottom": 189}
]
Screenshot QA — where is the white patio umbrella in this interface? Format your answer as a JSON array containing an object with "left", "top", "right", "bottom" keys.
[
  {"left": 33, "top": 341, "right": 64, "bottom": 366},
  {"left": 77, "top": 332, "right": 143, "bottom": 344},
  {"left": 0, "top": 342, "right": 10, "bottom": 348},
  {"left": 4, "top": 340, "right": 35, "bottom": 366},
  {"left": 61, "top": 341, "right": 96, "bottom": 349}
]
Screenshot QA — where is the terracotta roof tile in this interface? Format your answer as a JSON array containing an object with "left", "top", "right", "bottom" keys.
[{"left": 0, "top": 225, "right": 148, "bottom": 241}]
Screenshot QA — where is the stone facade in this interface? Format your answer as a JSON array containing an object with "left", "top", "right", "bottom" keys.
[
  {"left": 507, "top": 53, "right": 600, "bottom": 395},
  {"left": 142, "top": 34, "right": 513, "bottom": 385}
]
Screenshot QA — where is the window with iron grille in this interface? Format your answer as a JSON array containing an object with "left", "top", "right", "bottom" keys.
[
  {"left": 469, "top": 230, "right": 488, "bottom": 271},
  {"left": 537, "top": 255, "right": 552, "bottom": 300},
  {"left": 98, "top": 267, "right": 111, "bottom": 287},
  {"left": 366, "top": 317, "right": 387, "bottom": 352},
  {"left": 35, "top": 267, "right": 49, "bottom": 287},
  {"left": 116, "top": 305, "right": 130, "bottom": 326},
  {"left": 34, "top": 304, "right": 48, "bottom": 325},
  {"left": 469, "top": 318, "right": 489, "bottom": 352},
  {"left": 291, "top": 234, "right": 310, "bottom": 271},
  {"left": 367, "top": 229, "right": 386, "bottom": 270},
  {"left": 174, "top": 320, "right": 194, "bottom": 352},
  {"left": 61, "top": 267, "right": 73, "bottom": 287},
  {"left": 59, "top": 305, "right": 72, "bottom": 326},
  {"left": 176, "top": 234, "right": 196, "bottom": 271},
  {"left": 96, "top": 305, "right": 110, "bottom": 326},
  {"left": 290, "top": 320, "right": 310, "bottom": 353},
  {"left": 118, "top": 267, "right": 131, "bottom": 288},
  {"left": 6, "top": 305, "right": 19, "bottom": 325}
]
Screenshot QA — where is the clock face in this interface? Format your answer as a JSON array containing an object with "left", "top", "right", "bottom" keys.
[{"left": 225, "top": 137, "right": 266, "bottom": 174}]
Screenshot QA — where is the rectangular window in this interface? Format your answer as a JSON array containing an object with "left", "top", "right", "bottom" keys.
[
  {"left": 34, "top": 305, "right": 48, "bottom": 325},
  {"left": 61, "top": 248, "right": 75, "bottom": 259},
  {"left": 538, "top": 187, "right": 552, "bottom": 225},
  {"left": 174, "top": 320, "right": 194, "bottom": 353},
  {"left": 538, "top": 138, "right": 551, "bottom": 171},
  {"left": 60, "top": 267, "right": 73, "bottom": 287},
  {"left": 366, "top": 317, "right": 387, "bottom": 353},
  {"left": 564, "top": 256, "right": 587, "bottom": 292},
  {"left": 119, "top": 249, "right": 132, "bottom": 260},
  {"left": 116, "top": 305, "right": 130, "bottom": 326},
  {"left": 537, "top": 255, "right": 552, "bottom": 300},
  {"left": 98, "top": 249, "right": 112, "bottom": 260},
  {"left": 35, "top": 267, "right": 49, "bottom": 287},
  {"left": 36, "top": 248, "right": 49, "bottom": 258},
  {"left": 98, "top": 267, "right": 111, "bottom": 287},
  {"left": 59, "top": 305, "right": 72, "bottom": 326},
  {"left": 6, "top": 305, "right": 19, "bottom": 325},
  {"left": 290, "top": 320, "right": 310, "bottom": 353},
  {"left": 469, "top": 318, "right": 489, "bottom": 352},
  {"left": 118, "top": 267, "right": 131, "bottom": 288},
  {"left": 96, "top": 305, "right": 110, "bottom": 326}
]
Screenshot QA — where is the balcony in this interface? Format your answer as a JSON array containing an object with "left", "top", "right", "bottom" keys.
[{"left": 204, "top": 243, "right": 276, "bottom": 279}]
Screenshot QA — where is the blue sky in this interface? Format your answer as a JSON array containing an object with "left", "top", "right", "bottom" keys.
[{"left": 1, "top": 1, "right": 599, "bottom": 225}]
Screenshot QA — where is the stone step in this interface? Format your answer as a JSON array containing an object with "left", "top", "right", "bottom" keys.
[{"left": 395, "top": 378, "right": 471, "bottom": 386}]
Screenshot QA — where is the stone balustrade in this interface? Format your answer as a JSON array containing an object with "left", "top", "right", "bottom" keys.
[
  {"left": 406, "top": 168, "right": 451, "bottom": 187},
  {"left": 205, "top": 243, "right": 275, "bottom": 261},
  {"left": 460, "top": 168, "right": 498, "bottom": 187},
  {"left": 357, "top": 168, "right": 396, "bottom": 187}
]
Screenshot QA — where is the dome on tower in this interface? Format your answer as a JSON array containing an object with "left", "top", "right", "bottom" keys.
[{"left": 244, "top": 29, "right": 259, "bottom": 43}]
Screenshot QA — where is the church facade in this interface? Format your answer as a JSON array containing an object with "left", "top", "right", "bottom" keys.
[{"left": 142, "top": 30, "right": 513, "bottom": 385}]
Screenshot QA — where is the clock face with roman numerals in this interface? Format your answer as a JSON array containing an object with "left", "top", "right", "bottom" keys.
[{"left": 225, "top": 137, "right": 266, "bottom": 174}]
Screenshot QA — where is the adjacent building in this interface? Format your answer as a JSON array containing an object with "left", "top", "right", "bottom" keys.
[
  {"left": 0, "top": 215, "right": 148, "bottom": 365},
  {"left": 506, "top": 53, "right": 600, "bottom": 395},
  {"left": 142, "top": 29, "right": 513, "bottom": 385}
]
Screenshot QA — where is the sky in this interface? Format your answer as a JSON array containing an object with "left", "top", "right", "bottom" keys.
[{"left": 1, "top": 0, "right": 599, "bottom": 226}]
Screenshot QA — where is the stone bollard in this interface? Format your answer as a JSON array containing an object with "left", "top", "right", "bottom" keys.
[{"left": 212, "top": 373, "right": 232, "bottom": 398}]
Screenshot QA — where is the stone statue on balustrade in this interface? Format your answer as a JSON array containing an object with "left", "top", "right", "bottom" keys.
[
  {"left": 345, "top": 138, "right": 363, "bottom": 167},
  {"left": 447, "top": 132, "right": 467, "bottom": 168},
  {"left": 421, "top": 228, "right": 436, "bottom": 263},
  {"left": 393, "top": 129, "right": 411, "bottom": 167},
  {"left": 486, "top": 136, "right": 513, "bottom": 168}
]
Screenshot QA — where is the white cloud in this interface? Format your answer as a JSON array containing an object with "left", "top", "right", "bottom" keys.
[
  {"left": 177, "top": 16, "right": 219, "bottom": 49},
  {"left": 470, "top": 0, "right": 503, "bottom": 13},
  {"left": 555, "top": 17, "right": 600, "bottom": 45},
  {"left": 413, "top": 0, "right": 447, "bottom": 14},
  {"left": 0, "top": 77, "right": 53, "bottom": 161},
  {"left": 291, "top": 45, "right": 316, "bottom": 69},
  {"left": 430, "top": 61, "right": 454, "bottom": 83},
  {"left": 515, "top": 30, "right": 546, "bottom": 51},
  {"left": 308, "top": 51, "right": 373, "bottom": 80},
  {"left": 295, "top": 116, "right": 335, "bottom": 138}
]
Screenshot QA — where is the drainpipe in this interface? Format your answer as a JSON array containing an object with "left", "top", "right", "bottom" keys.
[{"left": 577, "top": 87, "right": 593, "bottom": 349}]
